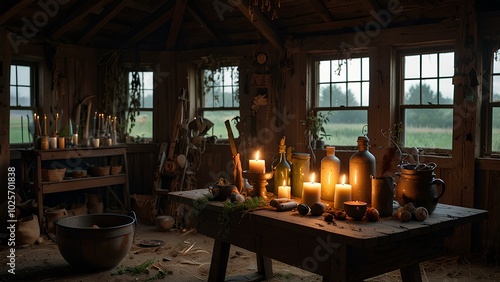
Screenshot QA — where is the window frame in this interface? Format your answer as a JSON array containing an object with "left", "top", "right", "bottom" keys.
[
  {"left": 126, "top": 70, "right": 154, "bottom": 142},
  {"left": 397, "top": 47, "right": 455, "bottom": 153},
  {"left": 484, "top": 46, "right": 500, "bottom": 156},
  {"left": 311, "top": 53, "right": 371, "bottom": 149},
  {"left": 197, "top": 64, "right": 240, "bottom": 140},
  {"left": 10, "top": 61, "right": 39, "bottom": 147}
]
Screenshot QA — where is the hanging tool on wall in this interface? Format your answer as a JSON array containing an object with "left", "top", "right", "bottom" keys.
[{"left": 225, "top": 120, "right": 244, "bottom": 192}]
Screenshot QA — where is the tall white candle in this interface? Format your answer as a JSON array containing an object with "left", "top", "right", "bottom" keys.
[
  {"left": 302, "top": 173, "right": 321, "bottom": 207},
  {"left": 334, "top": 174, "right": 352, "bottom": 209},
  {"left": 249, "top": 150, "right": 265, "bottom": 173},
  {"left": 278, "top": 180, "right": 291, "bottom": 198}
]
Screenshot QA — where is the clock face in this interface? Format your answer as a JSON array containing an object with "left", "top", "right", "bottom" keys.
[{"left": 257, "top": 53, "right": 267, "bottom": 64}]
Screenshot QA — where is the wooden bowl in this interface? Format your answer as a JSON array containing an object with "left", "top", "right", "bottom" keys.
[{"left": 343, "top": 201, "right": 367, "bottom": 220}]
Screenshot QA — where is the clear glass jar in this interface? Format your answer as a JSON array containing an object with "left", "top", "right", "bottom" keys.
[{"left": 273, "top": 137, "right": 291, "bottom": 196}]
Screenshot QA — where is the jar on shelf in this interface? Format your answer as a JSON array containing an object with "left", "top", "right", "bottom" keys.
[
  {"left": 321, "top": 146, "right": 340, "bottom": 202},
  {"left": 349, "top": 136, "right": 376, "bottom": 203}
]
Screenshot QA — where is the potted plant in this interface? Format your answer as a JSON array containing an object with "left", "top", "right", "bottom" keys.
[{"left": 301, "top": 110, "right": 332, "bottom": 149}]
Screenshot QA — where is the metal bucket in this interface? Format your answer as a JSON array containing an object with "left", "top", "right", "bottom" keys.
[{"left": 55, "top": 212, "right": 136, "bottom": 271}]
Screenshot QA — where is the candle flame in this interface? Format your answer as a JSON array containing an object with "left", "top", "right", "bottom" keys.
[
  {"left": 283, "top": 180, "right": 286, "bottom": 186},
  {"left": 341, "top": 174, "right": 346, "bottom": 185},
  {"left": 310, "top": 173, "right": 316, "bottom": 183},
  {"left": 255, "top": 150, "right": 260, "bottom": 160}
]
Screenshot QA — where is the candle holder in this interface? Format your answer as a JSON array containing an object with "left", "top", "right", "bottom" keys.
[{"left": 242, "top": 170, "right": 274, "bottom": 200}]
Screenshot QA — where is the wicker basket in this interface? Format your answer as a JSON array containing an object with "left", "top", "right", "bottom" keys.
[
  {"left": 41, "top": 168, "right": 66, "bottom": 182},
  {"left": 92, "top": 166, "right": 110, "bottom": 176},
  {"left": 110, "top": 165, "right": 122, "bottom": 175}
]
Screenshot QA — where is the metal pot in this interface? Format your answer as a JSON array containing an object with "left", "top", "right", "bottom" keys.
[
  {"left": 395, "top": 163, "right": 445, "bottom": 214},
  {"left": 55, "top": 212, "right": 136, "bottom": 271}
]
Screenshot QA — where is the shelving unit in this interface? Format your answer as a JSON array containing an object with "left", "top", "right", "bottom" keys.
[{"left": 20, "top": 146, "right": 130, "bottom": 231}]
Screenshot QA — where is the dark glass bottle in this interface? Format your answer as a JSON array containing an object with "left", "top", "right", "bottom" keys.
[
  {"left": 349, "top": 136, "right": 376, "bottom": 203},
  {"left": 273, "top": 136, "right": 291, "bottom": 196}
]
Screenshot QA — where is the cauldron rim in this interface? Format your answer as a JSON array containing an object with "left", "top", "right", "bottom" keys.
[{"left": 55, "top": 213, "right": 136, "bottom": 230}]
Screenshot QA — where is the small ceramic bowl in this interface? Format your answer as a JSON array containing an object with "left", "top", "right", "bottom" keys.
[
  {"left": 155, "top": 215, "right": 175, "bottom": 231},
  {"left": 343, "top": 201, "right": 368, "bottom": 220}
]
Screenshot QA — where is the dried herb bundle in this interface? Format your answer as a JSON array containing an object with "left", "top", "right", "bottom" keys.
[{"left": 378, "top": 146, "right": 397, "bottom": 178}]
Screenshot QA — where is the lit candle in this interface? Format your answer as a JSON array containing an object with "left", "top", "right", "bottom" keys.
[
  {"left": 302, "top": 173, "right": 321, "bottom": 207},
  {"left": 278, "top": 180, "right": 291, "bottom": 199},
  {"left": 249, "top": 150, "right": 265, "bottom": 173},
  {"left": 113, "top": 116, "right": 117, "bottom": 131},
  {"left": 55, "top": 113, "right": 59, "bottom": 135},
  {"left": 43, "top": 114, "right": 47, "bottom": 136},
  {"left": 334, "top": 175, "right": 352, "bottom": 209}
]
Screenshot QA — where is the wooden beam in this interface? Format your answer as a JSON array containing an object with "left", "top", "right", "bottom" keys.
[
  {"left": 307, "top": 0, "right": 334, "bottom": 22},
  {"left": 0, "top": 0, "right": 34, "bottom": 25},
  {"left": 51, "top": 0, "right": 113, "bottom": 40},
  {"left": 186, "top": 4, "right": 220, "bottom": 43},
  {"left": 79, "top": 0, "right": 130, "bottom": 44},
  {"left": 166, "top": 0, "right": 188, "bottom": 50},
  {"left": 234, "top": 1, "right": 283, "bottom": 49},
  {"left": 120, "top": 2, "right": 174, "bottom": 48}
]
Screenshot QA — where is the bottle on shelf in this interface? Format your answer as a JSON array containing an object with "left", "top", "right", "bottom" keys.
[
  {"left": 349, "top": 136, "right": 376, "bottom": 203},
  {"left": 273, "top": 136, "right": 291, "bottom": 196},
  {"left": 321, "top": 146, "right": 340, "bottom": 202}
]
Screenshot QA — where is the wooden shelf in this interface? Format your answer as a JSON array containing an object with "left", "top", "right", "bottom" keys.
[{"left": 20, "top": 146, "right": 130, "bottom": 233}]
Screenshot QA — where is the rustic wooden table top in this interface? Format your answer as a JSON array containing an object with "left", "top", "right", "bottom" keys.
[{"left": 169, "top": 189, "right": 488, "bottom": 249}]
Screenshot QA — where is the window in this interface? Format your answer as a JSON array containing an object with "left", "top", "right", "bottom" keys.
[
  {"left": 314, "top": 57, "right": 370, "bottom": 146},
  {"left": 10, "top": 63, "right": 36, "bottom": 145},
  {"left": 127, "top": 71, "right": 153, "bottom": 141},
  {"left": 490, "top": 50, "right": 500, "bottom": 153},
  {"left": 200, "top": 66, "right": 239, "bottom": 139},
  {"left": 400, "top": 51, "right": 454, "bottom": 150}
]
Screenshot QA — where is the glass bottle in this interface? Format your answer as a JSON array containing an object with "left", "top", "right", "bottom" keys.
[
  {"left": 291, "top": 153, "right": 310, "bottom": 198},
  {"left": 321, "top": 146, "right": 340, "bottom": 202},
  {"left": 273, "top": 137, "right": 291, "bottom": 196},
  {"left": 349, "top": 136, "right": 376, "bottom": 203}
]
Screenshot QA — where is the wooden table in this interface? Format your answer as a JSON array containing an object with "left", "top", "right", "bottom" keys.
[{"left": 169, "top": 189, "right": 488, "bottom": 282}]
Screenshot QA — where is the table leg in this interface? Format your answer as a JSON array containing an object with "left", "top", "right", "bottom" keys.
[
  {"left": 208, "top": 239, "right": 231, "bottom": 282},
  {"left": 256, "top": 254, "right": 273, "bottom": 280},
  {"left": 400, "top": 263, "right": 423, "bottom": 282}
]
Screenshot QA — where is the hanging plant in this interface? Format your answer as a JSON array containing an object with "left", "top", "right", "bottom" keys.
[{"left": 127, "top": 71, "right": 141, "bottom": 133}]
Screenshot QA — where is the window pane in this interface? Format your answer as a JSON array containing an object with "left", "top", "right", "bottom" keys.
[
  {"left": 421, "top": 79, "right": 437, "bottom": 104},
  {"left": 348, "top": 83, "right": 361, "bottom": 106},
  {"left": 439, "top": 78, "right": 453, "bottom": 104},
  {"left": 493, "top": 107, "right": 500, "bottom": 153},
  {"left": 203, "top": 110, "right": 240, "bottom": 139},
  {"left": 439, "top": 52, "right": 454, "bottom": 77},
  {"left": 127, "top": 111, "right": 152, "bottom": 139},
  {"left": 361, "top": 81, "right": 369, "bottom": 106},
  {"left": 322, "top": 110, "right": 367, "bottom": 146},
  {"left": 143, "top": 89, "right": 153, "bottom": 108},
  {"left": 10, "top": 109, "right": 34, "bottom": 144},
  {"left": 332, "top": 60, "right": 346, "bottom": 82},
  {"left": 404, "top": 108, "right": 452, "bottom": 149},
  {"left": 17, "top": 86, "right": 31, "bottom": 107},
  {"left": 347, "top": 59, "right": 361, "bottom": 81},
  {"left": 421, "top": 53, "right": 437, "bottom": 78},
  {"left": 405, "top": 55, "right": 420, "bottom": 79},
  {"left": 318, "top": 85, "right": 331, "bottom": 107},
  {"left": 404, "top": 80, "right": 420, "bottom": 104},
  {"left": 10, "top": 86, "right": 16, "bottom": 106},
  {"left": 362, "top": 57, "right": 370, "bottom": 80},
  {"left": 334, "top": 83, "right": 347, "bottom": 107},
  {"left": 16, "top": 66, "right": 31, "bottom": 85},
  {"left": 318, "top": 61, "right": 331, "bottom": 83}
]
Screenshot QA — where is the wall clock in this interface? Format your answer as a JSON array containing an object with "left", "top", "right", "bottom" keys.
[{"left": 257, "top": 53, "right": 267, "bottom": 64}]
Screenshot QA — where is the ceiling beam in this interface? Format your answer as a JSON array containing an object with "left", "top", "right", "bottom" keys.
[
  {"left": 51, "top": 0, "right": 113, "bottom": 40},
  {"left": 166, "top": 0, "right": 188, "bottom": 50},
  {"left": 186, "top": 4, "right": 220, "bottom": 44},
  {"left": 79, "top": 0, "right": 130, "bottom": 44},
  {"left": 307, "top": 0, "right": 334, "bottom": 22},
  {"left": 234, "top": 1, "right": 283, "bottom": 49},
  {"left": 0, "top": 0, "right": 34, "bottom": 25},
  {"left": 120, "top": 2, "right": 174, "bottom": 48}
]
